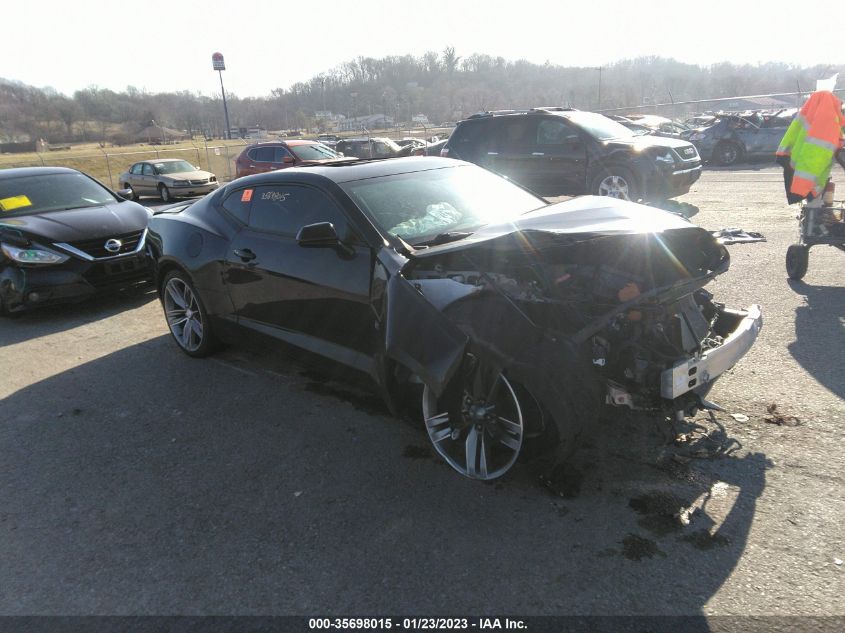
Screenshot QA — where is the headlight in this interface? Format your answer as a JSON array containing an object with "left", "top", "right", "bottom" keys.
[
  {"left": 1, "top": 243, "right": 69, "bottom": 265},
  {"left": 171, "top": 180, "right": 190, "bottom": 186},
  {"left": 655, "top": 151, "right": 675, "bottom": 164}
]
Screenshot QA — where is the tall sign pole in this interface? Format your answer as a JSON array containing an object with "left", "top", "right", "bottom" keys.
[{"left": 212, "top": 52, "right": 231, "bottom": 139}]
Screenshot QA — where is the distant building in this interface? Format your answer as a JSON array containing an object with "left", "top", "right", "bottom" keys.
[
  {"left": 717, "top": 95, "right": 798, "bottom": 111},
  {"left": 230, "top": 126, "right": 268, "bottom": 139},
  {"left": 134, "top": 124, "right": 189, "bottom": 144},
  {"left": 411, "top": 114, "right": 430, "bottom": 124},
  {"left": 338, "top": 114, "right": 393, "bottom": 131}
]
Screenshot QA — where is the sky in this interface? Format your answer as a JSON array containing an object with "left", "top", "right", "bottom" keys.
[{"left": 5, "top": 0, "right": 843, "bottom": 98}]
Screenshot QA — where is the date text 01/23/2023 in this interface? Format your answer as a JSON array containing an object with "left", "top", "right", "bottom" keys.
[{"left": 308, "top": 618, "right": 527, "bottom": 630}]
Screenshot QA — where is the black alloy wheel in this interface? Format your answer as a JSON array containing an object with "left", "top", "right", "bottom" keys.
[{"left": 161, "top": 271, "right": 218, "bottom": 357}]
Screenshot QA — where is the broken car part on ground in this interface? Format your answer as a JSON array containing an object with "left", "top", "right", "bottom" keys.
[{"left": 147, "top": 158, "right": 762, "bottom": 480}]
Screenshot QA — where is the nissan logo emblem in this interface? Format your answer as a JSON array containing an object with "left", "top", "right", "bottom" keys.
[{"left": 104, "top": 239, "right": 122, "bottom": 253}]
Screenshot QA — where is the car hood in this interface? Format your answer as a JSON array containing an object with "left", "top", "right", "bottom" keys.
[
  {"left": 410, "top": 196, "right": 700, "bottom": 258},
  {"left": 164, "top": 170, "right": 215, "bottom": 181},
  {"left": 0, "top": 201, "right": 151, "bottom": 243},
  {"left": 602, "top": 134, "right": 696, "bottom": 152}
]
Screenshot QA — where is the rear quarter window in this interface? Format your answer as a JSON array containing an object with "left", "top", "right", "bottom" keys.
[{"left": 449, "top": 120, "right": 493, "bottom": 159}]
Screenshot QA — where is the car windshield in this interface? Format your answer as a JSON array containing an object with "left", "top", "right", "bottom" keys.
[
  {"left": 0, "top": 172, "right": 117, "bottom": 216},
  {"left": 564, "top": 111, "right": 637, "bottom": 140},
  {"left": 154, "top": 160, "right": 196, "bottom": 174},
  {"left": 290, "top": 143, "right": 341, "bottom": 161},
  {"left": 340, "top": 165, "right": 545, "bottom": 245}
]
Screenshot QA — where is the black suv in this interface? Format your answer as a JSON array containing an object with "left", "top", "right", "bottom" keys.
[{"left": 442, "top": 108, "right": 702, "bottom": 201}]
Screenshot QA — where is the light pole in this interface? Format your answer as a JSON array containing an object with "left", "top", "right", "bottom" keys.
[
  {"left": 596, "top": 66, "right": 603, "bottom": 110},
  {"left": 212, "top": 52, "right": 231, "bottom": 139}
]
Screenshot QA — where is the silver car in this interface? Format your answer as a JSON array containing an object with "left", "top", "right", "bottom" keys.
[{"left": 119, "top": 159, "right": 218, "bottom": 202}]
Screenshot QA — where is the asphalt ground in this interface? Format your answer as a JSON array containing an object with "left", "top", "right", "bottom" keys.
[{"left": 0, "top": 165, "right": 843, "bottom": 617}]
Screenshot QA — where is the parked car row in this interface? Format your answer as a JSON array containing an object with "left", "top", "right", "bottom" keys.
[{"left": 0, "top": 158, "right": 761, "bottom": 484}]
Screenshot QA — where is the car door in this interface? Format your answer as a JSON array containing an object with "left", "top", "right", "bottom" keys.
[
  {"left": 530, "top": 118, "right": 588, "bottom": 195},
  {"left": 485, "top": 117, "right": 538, "bottom": 190},
  {"left": 141, "top": 163, "right": 157, "bottom": 194},
  {"left": 222, "top": 183, "right": 377, "bottom": 366},
  {"left": 126, "top": 163, "right": 142, "bottom": 190}
]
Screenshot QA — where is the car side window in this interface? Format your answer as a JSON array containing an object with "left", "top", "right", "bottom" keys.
[
  {"left": 249, "top": 147, "right": 275, "bottom": 162},
  {"left": 273, "top": 146, "right": 293, "bottom": 163},
  {"left": 221, "top": 189, "right": 252, "bottom": 224},
  {"left": 537, "top": 119, "right": 580, "bottom": 145},
  {"left": 130, "top": 164, "right": 142, "bottom": 175},
  {"left": 493, "top": 118, "right": 536, "bottom": 151},
  {"left": 247, "top": 185, "right": 349, "bottom": 238},
  {"left": 142, "top": 164, "right": 155, "bottom": 176},
  {"left": 536, "top": 119, "right": 583, "bottom": 155}
]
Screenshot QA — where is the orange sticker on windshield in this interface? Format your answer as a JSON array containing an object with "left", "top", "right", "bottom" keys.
[
  {"left": 0, "top": 195, "right": 32, "bottom": 212},
  {"left": 241, "top": 189, "right": 253, "bottom": 202}
]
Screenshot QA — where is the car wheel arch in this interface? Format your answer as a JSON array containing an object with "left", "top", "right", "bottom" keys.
[
  {"left": 589, "top": 161, "right": 643, "bottom": 199},
  {"left": 155, "top": 259, "right": 193, "bottom": 296}
]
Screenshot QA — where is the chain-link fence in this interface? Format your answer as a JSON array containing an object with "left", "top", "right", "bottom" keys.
[
  {"left": 0, "top": 139, "right": 251, "bottom": 189},
  {"left": 0, "top": 127, "right": 453, "bottom": 190}
]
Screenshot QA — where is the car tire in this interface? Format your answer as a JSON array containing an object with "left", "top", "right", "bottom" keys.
[
  {"left": 590, "top": 165, "right": 640, "bottom": 201},
  {"left": 161, "top": 270, "right": 219, "bottom": 357},
  {"left": 124, "top": 183, "right": 139, "bottom": 201},
  {"left": 712, "top": 141, "right": 743, "bottom": 166},
  {"left": 159, "top": 183, "right": 172, "bottom": 203},
  {"left": 786, "top": 244, "right": 809, "bottom": 280},
  {"left": 421, "top": 353, "right": 539, "bottom": 480}
]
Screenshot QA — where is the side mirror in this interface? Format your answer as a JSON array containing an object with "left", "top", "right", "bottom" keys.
[
  {"left": 116, "top": 188, "right": 134, "bottom": 200},
  {"left": 282, "top": 155, "right": 295, "bottom": 164},
  {"left": 296, "top": 222, "right": 340, "bottom": 247}
]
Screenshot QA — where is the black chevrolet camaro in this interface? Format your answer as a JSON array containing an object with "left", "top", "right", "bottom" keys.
[
  {"left": 0, "top": 167, "right": 152, "bottom": 314},
  {"left": 148, "top": 157, "right": 762, "bottom": 480}
]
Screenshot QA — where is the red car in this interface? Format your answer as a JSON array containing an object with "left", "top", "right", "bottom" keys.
[{"left": 234, "top": 140, "right": 348, "bottom": 178}]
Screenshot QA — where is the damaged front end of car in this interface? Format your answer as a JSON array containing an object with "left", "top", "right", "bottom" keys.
[{"left": 381, "top": 197, "right": 762, "bottom": 478}]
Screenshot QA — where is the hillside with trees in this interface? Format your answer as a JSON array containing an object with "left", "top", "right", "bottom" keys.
[{"left": 1, "top": 50, "right": 840, "bottom": 144}]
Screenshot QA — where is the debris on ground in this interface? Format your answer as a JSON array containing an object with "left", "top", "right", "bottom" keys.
[
  {"left": 629, "top": 491, "right": 693, "bottom": 535},
  {"left": 730, "top": 413, "right": 750, "bottom": 423},
  {"left": 763, "top": 403, "right": 801, "bottom": 427},
  {"left": 835, "top": 558, "right": 843, "bottom": 566},
  {"left": 712, "top": 227, "right": 766, "bottom": 244},
  {"left": 294, "top": 491, "right": 303, "bottom": 497}
]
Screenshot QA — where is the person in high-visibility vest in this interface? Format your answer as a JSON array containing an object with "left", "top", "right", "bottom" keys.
[{"left": 776, "top": 90, "right": 845, "bottom": 204}]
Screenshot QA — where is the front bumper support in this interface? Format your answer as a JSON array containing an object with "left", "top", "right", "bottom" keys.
[{"left": 660, "top": 304, "right": 762, "bottom": 399}]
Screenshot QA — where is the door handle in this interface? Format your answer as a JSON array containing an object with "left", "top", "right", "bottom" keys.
[{"left": 234, "top": 248, "right": 256, "bottom": 262}]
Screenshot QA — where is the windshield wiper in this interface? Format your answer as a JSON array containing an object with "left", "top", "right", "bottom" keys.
[{"left": 415, "top": 231, "right": 474, "bottom": 247}]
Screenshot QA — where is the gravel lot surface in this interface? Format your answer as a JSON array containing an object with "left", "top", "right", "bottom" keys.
[{"left": 1, "top": 165, "right": 843, "bottom": 616}]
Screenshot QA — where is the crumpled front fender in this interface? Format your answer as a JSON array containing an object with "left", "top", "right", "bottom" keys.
[{"left": 383, "top": 273, "right": 468, "bottom": 398}]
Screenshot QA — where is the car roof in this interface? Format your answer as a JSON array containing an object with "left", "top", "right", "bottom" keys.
[
  {"left": 135, "top": 158, "right": 184, "bottom": 164},
  {"left": 227, "top": 156, "right": 459, "bottom": 186},
  {"left": 340, "top": 137, "right": 390, "bottom": 142},
  {"left": 0, "top": 166, "right": 80, "bottom": 180},
  {"left": 244, "top": 139, "right": 322, "bottom": 149}
]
